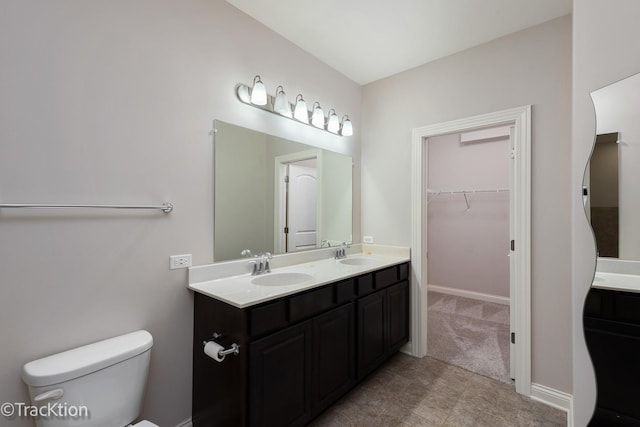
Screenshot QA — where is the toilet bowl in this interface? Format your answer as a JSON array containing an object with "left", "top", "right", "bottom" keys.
[{"left": 22, "top": 330, "right": 158, "bottom": 427}]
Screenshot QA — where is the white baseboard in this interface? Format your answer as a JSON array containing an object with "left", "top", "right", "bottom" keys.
[
  {"left": 427, "top": 284, "right": 510, "bottom": 306},
  {"left": 175, "top": 418, "right": 193, "bottom": 427},
  {"left": 530, "top": 383, "right": 573, "bottom": 426}
]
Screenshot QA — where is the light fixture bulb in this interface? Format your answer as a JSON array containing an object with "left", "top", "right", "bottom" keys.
[
  {"left": 340, "top": 115, "right": 353, "bottom": 136},
  {"left": 327, "top": 109, "right": 340, "bottom": 133},
  {"left": 237, "top": 85, "right": 251, "bottom": 103},
  {"left": 311, "top": 102, "right": 325, "bottom": 128},
  {"left": 250, "top": 75, "right": 267, "bottom": 106},
  {"left": 293, "top": 94, "right": 309, "bottom": 123},
  {"left": 273, "top": 86, "right": 292, "bottom": 118}
]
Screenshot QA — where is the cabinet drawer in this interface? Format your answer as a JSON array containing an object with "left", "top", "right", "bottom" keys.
[
  {"left": 290, "top": 286, "right": 335, "bottom": 323},
  {"left": 375, "top": 266, "right": 398, "bottom": 289},
  {"left": 336, "top": 279, "right": 355, "bottom": 304},
  {"left": 356, "top": 274, "right": 374, "bottom": 296},
  {"left": 250, "top": 300, "right": 288, "bottom": 337}
]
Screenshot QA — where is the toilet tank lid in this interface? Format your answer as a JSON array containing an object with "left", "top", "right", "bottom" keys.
[{"left": 22, "top": 330, "right": 153, "bottom": 387}]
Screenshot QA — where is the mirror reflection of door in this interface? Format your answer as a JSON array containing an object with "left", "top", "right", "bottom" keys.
[
  {"left": 589, "top": 132, "right": 619, "bottom": 258},
  {"left": 285, "top": 160, "right": 318, "bottom": 252}
]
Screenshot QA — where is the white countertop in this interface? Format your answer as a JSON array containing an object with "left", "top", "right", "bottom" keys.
[
  {"left": 188, "top": 247, "right": 410, "bottom": 308},
  {"left": 592, "top": 271, "right": 640, "bottom": 293}
]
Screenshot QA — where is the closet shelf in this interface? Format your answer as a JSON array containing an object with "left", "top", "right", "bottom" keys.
[
  {"left": 426, "top": 188, "right": 509, "bottom": 195},
  {"left": 426, "top": 188, "right": 509, "bottom": 209}
]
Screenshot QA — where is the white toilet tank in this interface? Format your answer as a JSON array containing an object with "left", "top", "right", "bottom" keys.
[{"left": 22, "top": 330, "right": 153, "bottom": 427}]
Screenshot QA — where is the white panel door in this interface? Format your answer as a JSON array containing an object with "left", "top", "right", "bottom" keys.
[{"left": 288, "top": 163, "right": 318, "bottom": 251}]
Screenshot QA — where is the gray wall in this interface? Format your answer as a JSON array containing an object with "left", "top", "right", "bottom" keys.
[
  {"left": 0, "top": 1, "right": 361, "bottom": 426},
  {"left": 361, "top": 16, "right": 573, "bottom": 392},
  {"left": 572, "top": 0, "right": 640, "bottom": 425}
]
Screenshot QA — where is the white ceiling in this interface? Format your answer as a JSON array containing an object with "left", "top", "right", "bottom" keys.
[{"left": 226, "top": 0, "right": 572, "bottom": 85}]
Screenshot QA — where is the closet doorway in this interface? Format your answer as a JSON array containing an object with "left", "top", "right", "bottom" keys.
[
  {"left": 410, "top": 106, "right": 531, "bottom": 396},
  {"left": 425, "top": 127, "right": 513, "bottom": 384}
]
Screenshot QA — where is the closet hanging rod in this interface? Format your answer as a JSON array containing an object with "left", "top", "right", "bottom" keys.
[
  {"left": 0, "top": 202, "right": 174, "bottom": 213},
  {"left": 427, "top": 188, "right": 509, "bottom": 195}
]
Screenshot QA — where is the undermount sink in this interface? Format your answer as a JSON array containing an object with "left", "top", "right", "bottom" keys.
[
  {"left": 251, "top": 272, "right": 314, "bottom": 286},
  {"left": 339, "top": 257, "right": 380, "bottom": 267}
]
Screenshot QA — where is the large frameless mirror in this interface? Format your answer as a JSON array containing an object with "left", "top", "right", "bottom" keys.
[{"left": 213, "top": 120, "right": 353, "bottom": 262}]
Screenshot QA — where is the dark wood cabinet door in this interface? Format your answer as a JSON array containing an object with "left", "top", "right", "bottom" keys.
[
  {"left": 585, "top": 288, "right": 640, "bottom": 426},
  {"left": 312, "top": 303, "right": 356, "bottom": 415},
  {"left": 387, "top": 281, "right": 409, "bottom": 353},
  {"left": 357, "top": 290, "right": 387, "bottom": 379},
  {"left": 249, "top": 321, "right": 312, "bottom": 427}
]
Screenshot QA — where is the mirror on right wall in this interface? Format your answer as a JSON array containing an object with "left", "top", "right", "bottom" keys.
[
  {"left": 586, "top": 72, "right": 640, "bottom": 261},
  {"left": 583, "top": 72, "right": 640, "bottom": 427}
]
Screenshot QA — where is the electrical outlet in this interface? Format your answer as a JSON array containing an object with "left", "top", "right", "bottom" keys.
[
  {"left": 170, "top": 254, "right": 192, "bottom": 270},
  {"left": 363, "top": 236, "right": 374, "bottom": 244}
]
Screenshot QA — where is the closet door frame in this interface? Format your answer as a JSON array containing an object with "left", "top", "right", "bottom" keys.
[{"left": 410, "top": 105, "right": 531, "bottom": 396}]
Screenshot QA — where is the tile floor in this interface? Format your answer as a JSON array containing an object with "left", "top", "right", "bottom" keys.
[{"left": 310, "top": 353, "right": 567, "bottom": 427}]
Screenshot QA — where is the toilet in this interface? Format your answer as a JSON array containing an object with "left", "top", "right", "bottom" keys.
[{"left": 22, "top": 330, "right": 158, "bottom": 427}]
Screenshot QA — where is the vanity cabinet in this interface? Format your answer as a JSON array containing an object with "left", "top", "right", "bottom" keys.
[
  {"left": 584, "top": 288, "right": 640, "bottom": 426},
  {"left": 192, "top": 262, "right": 409, "bottom": 427}
]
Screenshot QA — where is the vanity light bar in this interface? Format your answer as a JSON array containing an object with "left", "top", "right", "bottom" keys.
[{"left": 235, "top": 75, "right": 353, "bottom": 137}]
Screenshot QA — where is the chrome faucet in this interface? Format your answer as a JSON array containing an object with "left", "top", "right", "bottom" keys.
[
  {"left": 335, "top": 242, "right": 351, "bottom": 259},
  {"left": 261, "top": 252, "right": 272, "bottom": 274},
  {"left": 250, "top": 252, "right": 273, "bottom": 275}
]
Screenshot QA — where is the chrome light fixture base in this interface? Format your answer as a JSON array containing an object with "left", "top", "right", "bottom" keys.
[{"left": 235, "top": 76, "right": 353, "bottom": 137}]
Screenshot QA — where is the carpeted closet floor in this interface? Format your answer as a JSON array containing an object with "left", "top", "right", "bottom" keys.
[{"left": 427, "top": 291, "right": 511, "bottom": 384}]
